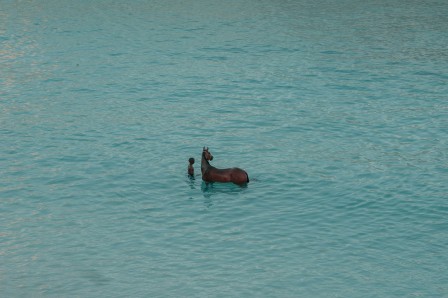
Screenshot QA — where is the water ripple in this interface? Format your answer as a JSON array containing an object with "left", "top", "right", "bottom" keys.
[{"left": 1, "top": 0, "right": 448, "bottom": 297}]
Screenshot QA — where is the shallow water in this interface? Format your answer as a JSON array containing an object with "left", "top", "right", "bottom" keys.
[{"left": 1, "top": 0, "right": 448, "bottom": 297}]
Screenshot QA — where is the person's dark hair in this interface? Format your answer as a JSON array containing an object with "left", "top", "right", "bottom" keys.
[{"left": 189, "top": 157, "right": 195, "bottom": 164}]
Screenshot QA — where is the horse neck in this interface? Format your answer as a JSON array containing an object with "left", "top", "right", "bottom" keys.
[{"left": 201, "top": 152, "right": 210, "bottom": 172}]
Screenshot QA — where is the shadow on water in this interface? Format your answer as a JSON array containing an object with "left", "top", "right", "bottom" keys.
[
  {"left": 184, "top": 174, "right": 251, "bottom": 208},
  {"left": 201, "top": 181, "right": 248, "bottom": 198},
  {"left": 185, "top": 174, "right": 250, "bottom": 193}
]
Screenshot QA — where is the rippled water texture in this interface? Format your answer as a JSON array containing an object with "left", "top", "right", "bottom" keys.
[{"left": 1, "top": 0, "right": 448, "bottom": 297}]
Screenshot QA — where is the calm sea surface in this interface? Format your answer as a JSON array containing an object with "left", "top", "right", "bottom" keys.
[{"left": 1, "top": 0, "right": 448, "bottom": 297}]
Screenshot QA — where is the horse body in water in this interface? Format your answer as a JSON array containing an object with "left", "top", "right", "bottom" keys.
[{"left": 201, "top": 147, "right": 249, "bottom": 185}]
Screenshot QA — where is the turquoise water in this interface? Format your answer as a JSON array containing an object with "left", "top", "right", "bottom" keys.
[{"left": 1, "top": 0, "right": 448, "bottom": 296}]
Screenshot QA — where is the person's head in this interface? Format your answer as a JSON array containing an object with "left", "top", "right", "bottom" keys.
[{"left": 189, "top": 157, "right": 195, "bottom": 165}]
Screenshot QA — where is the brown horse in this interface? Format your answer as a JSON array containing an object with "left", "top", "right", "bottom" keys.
[{"left": 201, "top": 147, "right": 249, "bottom": 185}]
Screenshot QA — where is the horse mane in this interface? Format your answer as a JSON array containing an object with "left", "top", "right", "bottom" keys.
[{"left": 202, "top": 151, "right": 210, "bottom": 166}]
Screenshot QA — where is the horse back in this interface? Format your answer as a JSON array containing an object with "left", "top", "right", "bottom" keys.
[{"left": 203, "top": 167, "right": 248, "bottom": 184}]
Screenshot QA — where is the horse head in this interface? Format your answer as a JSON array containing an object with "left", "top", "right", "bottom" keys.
[{"left": 202, "top": 147, "right": 213, "bottom": 161}]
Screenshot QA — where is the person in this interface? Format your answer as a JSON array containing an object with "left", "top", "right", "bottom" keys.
[{"left": 188, "top": 157, "right": 195, "bottom": 176}]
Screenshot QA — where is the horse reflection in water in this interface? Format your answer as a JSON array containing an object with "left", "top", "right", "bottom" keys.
[{"left": 201, "top": 147, "right": 249, "bottom": 185}]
